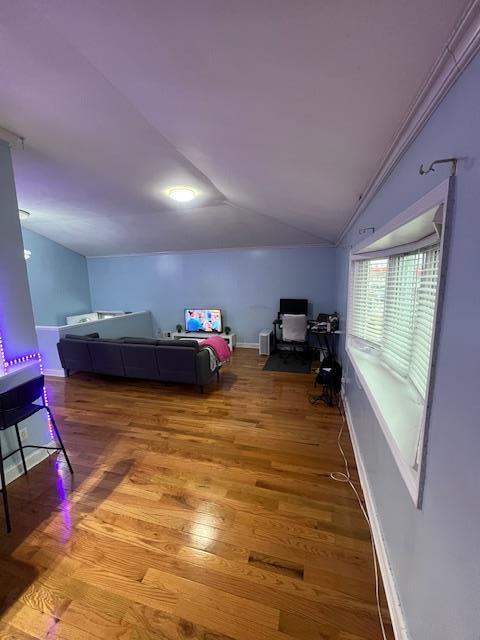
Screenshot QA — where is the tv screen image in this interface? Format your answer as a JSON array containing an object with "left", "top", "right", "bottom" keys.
[{"left": 185, "top": 309, "right": 222, "bottom": 333}]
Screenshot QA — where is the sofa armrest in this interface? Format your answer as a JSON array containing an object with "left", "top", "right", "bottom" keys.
[
  {"left": 57, "top": 341, "right": 66, "bottom": 369},
  {"left": 196, "top": 349, "right": 218, "bottom": 384}
]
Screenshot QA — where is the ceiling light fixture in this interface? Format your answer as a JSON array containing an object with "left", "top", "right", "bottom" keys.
[
  {"left": 167, "top": 187, "right": 197, "bottom": 203},
  {"left": 19, "top": 209, "right": 31, "bottom": 220}
]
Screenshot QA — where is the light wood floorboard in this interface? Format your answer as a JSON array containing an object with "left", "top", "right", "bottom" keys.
[{"left": 0, "top": 348, "right": 393, "bottom": 639}]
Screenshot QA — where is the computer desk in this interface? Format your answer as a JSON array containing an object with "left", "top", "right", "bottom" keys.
[
  {"left": 309, "top": 327, "right": 341, "bottom": 361},
  {"left": 272, "top": 318, "right": 339, "bottom": 359}
]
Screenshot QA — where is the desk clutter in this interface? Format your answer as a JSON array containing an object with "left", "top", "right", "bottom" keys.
[
  {"left": 310, "top": 312, "right": 339, "bottom": 333},
  {"left": 262, "top": 299, "right": 342, "bottom": 405}
]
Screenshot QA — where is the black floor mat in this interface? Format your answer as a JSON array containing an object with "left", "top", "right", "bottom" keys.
[{"left": 262, "top": 352, "right": 312, "bottom": 374}]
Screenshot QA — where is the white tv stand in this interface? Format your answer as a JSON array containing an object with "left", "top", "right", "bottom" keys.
[{"left": 171, "top": 331, "right": 236, "bottom": 350}]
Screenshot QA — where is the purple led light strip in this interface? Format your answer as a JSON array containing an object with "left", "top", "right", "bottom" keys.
[
  {"left": 0, "top": 329, "right": 54, "bottom": 438},
  {"left": 0, "top": 331, "right": 6, "bottom": 374}
]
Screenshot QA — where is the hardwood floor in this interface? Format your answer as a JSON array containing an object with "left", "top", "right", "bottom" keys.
[{"left": 0, "top": 348, "right": 393, "bottom": 639}]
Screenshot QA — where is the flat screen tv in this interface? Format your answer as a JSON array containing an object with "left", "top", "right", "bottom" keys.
[
  {"left": 185, "top": 309, "right": 223, "bottom": 333},
  {"left": 279, "top": 298, "right": 308, "bottom": 315}
]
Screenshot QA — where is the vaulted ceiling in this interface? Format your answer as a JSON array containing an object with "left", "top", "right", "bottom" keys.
[{"left": 0, "top": 0, "right": 468, "bottom": 255}]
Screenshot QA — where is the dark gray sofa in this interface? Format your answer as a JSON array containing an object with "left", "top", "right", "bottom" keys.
[{"left": 57, "top": 333, "right": 220, "bottom": 391}]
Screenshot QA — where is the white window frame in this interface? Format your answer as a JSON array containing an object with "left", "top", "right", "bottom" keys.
[{"left": 346, "top": 179, "right": 452, "bottom": 506}]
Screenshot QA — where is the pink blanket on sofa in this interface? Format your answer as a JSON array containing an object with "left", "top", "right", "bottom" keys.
[{"left": 199, "top": 335, "right": 232, "bottom": 362}]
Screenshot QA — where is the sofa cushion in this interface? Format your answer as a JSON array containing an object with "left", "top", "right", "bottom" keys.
[
  {"left": 121, "top": 344, "right": 159, "bottom": 380},
  {"left": 155, "top": 346, "right": 197, "bottom": 383},
  {"left": 158, "top": 339, "right": 199, "bottom": 350},
  {"left": 118, "top": 336, "right": 158, "bottom": 345},
  {"left": 118, "top": 337, "right": 198, "bottom": 349},
  {"left": 58, "top": 339, "right": 93, "bottom": 371},
  {"left": 88, "top": 341, "right": 125, "bottom": 376}
]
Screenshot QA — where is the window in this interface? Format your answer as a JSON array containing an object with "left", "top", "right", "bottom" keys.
[
  {"left": 346, "top": 179, "right": 450, "bottom": 505},
  {"left": 349, "top": 245, "right": 440, "bottom": 399}
]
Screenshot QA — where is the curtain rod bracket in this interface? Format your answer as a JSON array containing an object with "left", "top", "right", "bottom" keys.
[
  {"left": 419, "top": 158, "right": 457, "bottom": 177},
  {"left": 359, "top": 226, "right": 375, "bottom": 236}
]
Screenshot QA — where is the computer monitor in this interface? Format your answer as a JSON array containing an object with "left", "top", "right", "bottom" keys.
[{"left": 279, "top": 298, "right": 308, "bottom": 315}]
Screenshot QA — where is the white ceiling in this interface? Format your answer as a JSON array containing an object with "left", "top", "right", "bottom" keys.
[{"left": 0, "top": 0, "right": 468, "bottom": 256}]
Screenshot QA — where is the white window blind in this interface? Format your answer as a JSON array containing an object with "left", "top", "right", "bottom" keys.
[
  {"left": 381, "top": 252, "right": 420, "bottom": 376},
  {"left": 349, "top": 259, "right": 387, "bottom": 345},
  {"left": 349, "top": 244, "right": 440, "bottom": 398},
  {"left": 410, "top": 246, "right": 440, "bottom": 397}
]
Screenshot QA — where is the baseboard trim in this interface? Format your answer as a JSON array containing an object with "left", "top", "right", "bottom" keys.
[
  {"left": 44, "top": 368, "right": 66, "bottom": 377},
  {"left": 342, "top": 394, "right": 410, "bottom": 640},
  {"left": 236, "top": 342, "right": 258, "bottom": 349},
  {"left": 4, "top": 440, "right": 57, "bottom": 486}
]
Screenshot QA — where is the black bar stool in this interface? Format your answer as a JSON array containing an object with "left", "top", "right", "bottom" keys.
[{"left": 0, "top": 375, "right": 73, "bottom": 533}]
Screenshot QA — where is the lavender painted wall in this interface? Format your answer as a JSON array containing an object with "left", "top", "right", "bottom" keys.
[
  {"left": 0, "top": 142, "right": 38, "bottom": 356},
  {"left": 87, "top": 247, "right": 336, "bottom": 343},
  {"left": 0, "top": 141, "right": 50, "bottom": 476},
  {"left": 22, "top": 228, "right": 92, "bottom": 326},
  {"left": 336, "top": 53, "right": 480, "bottom": 639}
]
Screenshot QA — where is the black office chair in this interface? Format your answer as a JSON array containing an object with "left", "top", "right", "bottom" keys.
[
  {"left": 0, "top": 375, "right": 73, "bottom": 533},
  {"left": 278, "top": 314, "right": 310, "bottom": 363}
]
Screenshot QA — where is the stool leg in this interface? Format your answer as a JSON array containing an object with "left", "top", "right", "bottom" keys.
[
  {"left": 14, "top": 424, "right": 28, "bottom": 476},
  {"left": 45, "top": 407, "right": 74, "bottom": 475},
  {"left": 0, "top": 438, "right": 12, "bottom": 533}
]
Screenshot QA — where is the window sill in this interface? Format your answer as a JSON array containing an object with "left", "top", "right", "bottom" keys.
[{"left": 346, "top": 341, "right": 424, "bottom": 504}]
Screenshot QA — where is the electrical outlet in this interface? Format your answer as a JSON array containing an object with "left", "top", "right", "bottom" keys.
[{"left": 19, "top": 427, "right": 28, "bottom": 442}]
